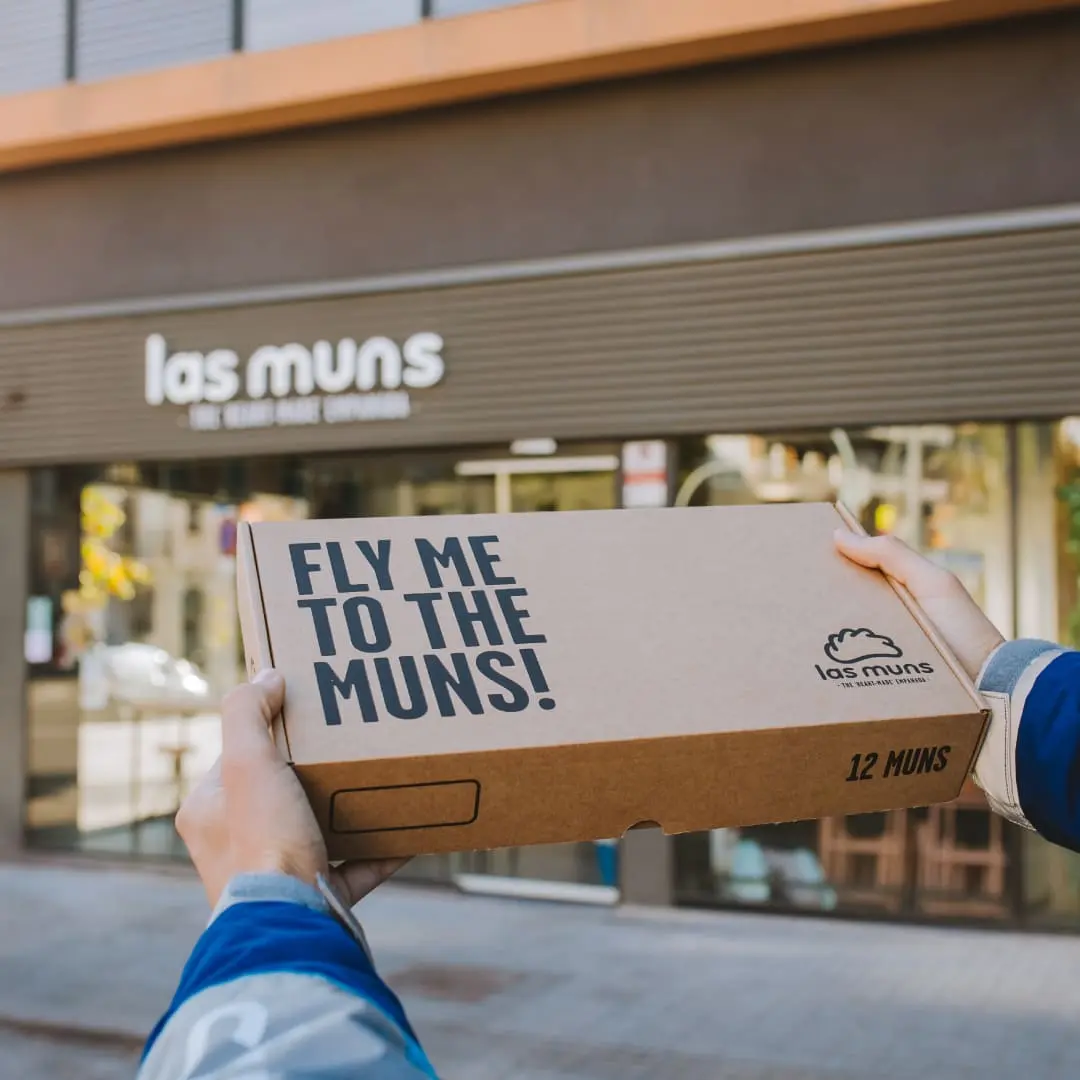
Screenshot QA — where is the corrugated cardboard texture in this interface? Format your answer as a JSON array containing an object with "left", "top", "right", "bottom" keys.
[{"left": 238, "top": 502, "right": 988, "bottom": 859}]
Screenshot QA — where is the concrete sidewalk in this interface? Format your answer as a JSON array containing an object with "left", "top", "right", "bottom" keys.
[{"left": 4, "top": 859, "right": 1080, "bottom": 1079}]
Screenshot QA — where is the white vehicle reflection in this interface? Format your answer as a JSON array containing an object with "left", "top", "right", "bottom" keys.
[
  {"left": 100, "top": 643, "right": 212, "bottom": 713},
  {"left": 76, "top": 644, "right": 221, "bottom": 837},
  {"left": 709, "top": 828, "right": 838, "bottom": 912}
]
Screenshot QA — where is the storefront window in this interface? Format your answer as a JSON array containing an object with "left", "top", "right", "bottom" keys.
[
  {"left": 672, "top": 423, "right": 1021, "bottom": 919},
  {"left": 27, "top": 424, "right": 1080, "bottom": 926},
  {"left": 25, "top": 445, "right": 620, "bottom": 896}
]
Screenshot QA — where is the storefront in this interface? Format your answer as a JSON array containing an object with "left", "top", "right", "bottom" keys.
[
  {"left": 1, "top": 207, "right": 1079, "bottom": 923},
  {"left": 4, "top": 8, "right": 1080, "bottom": 925}
]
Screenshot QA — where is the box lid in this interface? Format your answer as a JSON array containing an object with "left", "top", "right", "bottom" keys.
[{"left": 237, "top": 502, "right": 984, "bottom": 768}]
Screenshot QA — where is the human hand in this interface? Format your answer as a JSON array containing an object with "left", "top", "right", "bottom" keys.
[
  {"left": 176, "top": 669, "right": 407, "bottom": 909},
  {"left": 834, "top": 529, "right": 1004, "bottom": 681}
]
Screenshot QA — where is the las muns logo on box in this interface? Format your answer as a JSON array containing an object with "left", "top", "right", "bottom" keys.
[
  {"left": 814, "top": 628, "right": 936, "bottom": 687},
  {"left": 816, "top": 628, "right": 954, "bottom": 786}
]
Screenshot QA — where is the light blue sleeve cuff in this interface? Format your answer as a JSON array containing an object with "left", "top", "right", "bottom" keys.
[
  {"left": 209, "top": 871, "right": 375, "bottom": 965},
  {"left": 972, "top": 639, "right": 1066, "bottom": 829},
  {"left": 209, "top": 872, "right": 329, "bottom": 925},
  {"left": 977, "top": 639, "right": 1061, "bottom": 697}
]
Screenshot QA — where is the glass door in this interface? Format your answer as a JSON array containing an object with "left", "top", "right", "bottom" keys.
[{"left": 447, "top": 450, "right": 622, "bottom": 902}]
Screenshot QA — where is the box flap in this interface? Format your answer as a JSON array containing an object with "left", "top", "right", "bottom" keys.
[{"left": 236, "top": 520, "right": 293, "bottom": 761}]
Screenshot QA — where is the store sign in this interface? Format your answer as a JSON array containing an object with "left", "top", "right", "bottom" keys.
[
  {"left": 144, "top": 332, "right": 445, "bottom": 431},
  {"left": 621, "top": 440, "right": 670, "bottom": 508}
]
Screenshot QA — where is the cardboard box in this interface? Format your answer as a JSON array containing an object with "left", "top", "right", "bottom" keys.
[{"left": 236, "top": 502, "right": 989, "bottom": 861}]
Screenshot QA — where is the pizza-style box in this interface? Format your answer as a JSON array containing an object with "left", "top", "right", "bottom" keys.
[{"left": 236, "top": 502, "right": 989, "bottom": 861}]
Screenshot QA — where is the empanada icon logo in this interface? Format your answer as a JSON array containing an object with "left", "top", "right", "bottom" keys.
[{"left": 824, "top": 628, "right": 903, "bottom": 665}]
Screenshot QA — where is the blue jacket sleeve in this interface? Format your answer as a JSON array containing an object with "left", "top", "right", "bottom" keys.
[
  {"left": 975, "top": 642, "right": 1080, "bottom": 852},
  {"left": 137, "top": 874, "right": 437, "bottom": 1079}
]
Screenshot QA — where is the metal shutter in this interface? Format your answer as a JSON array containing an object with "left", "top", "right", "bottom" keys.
[
  {"left": 0, "top": 0, "right": 66, "bottom": 94},
  {"left": 74, "top": 0, "right": 231, "bottom": 82},
  {"left": 1, "top": 223, "right": 1080, "bottom": 465},
  {"left": 243, "top": 0, "right": 421, "bottom": 53}
]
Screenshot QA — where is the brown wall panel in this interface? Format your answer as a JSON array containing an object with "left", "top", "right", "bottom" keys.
[
  {"left": 0, "top": 11, "right": 1079, "bottom": 313},
  {"left": 0, "top": 471, "right": 29, "bottom": 851},
  {"left": 2, "top": 224, "right": 1079, "bottom": 466}
]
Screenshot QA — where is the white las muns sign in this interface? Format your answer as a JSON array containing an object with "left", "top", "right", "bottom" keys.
[{"left": 145, "top": 332, "right": 445, "bottom": 431}]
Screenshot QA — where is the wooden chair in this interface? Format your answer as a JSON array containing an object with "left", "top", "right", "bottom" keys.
[
  {"left": 818, "top": 812, "right": 907, "bottom": 911},
  {"left": 915, "top": 786, "right": 1008, "bottom": 919}
]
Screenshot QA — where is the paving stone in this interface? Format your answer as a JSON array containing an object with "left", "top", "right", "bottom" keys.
[{"left": 4, "top": 860, "right": 1080, "bottom": 1079}]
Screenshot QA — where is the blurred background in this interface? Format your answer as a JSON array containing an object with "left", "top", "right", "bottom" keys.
[{"left": 3, "top": 1, "right": 1080, "bottom": 1077}]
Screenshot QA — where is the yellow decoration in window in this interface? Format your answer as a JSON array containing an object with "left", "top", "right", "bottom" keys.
[
  {"left": 874, "top": 503, "right": 898, "bottom": 535},
  {"left": 78, "top": 486, "right": 153, "bottom": 605}
]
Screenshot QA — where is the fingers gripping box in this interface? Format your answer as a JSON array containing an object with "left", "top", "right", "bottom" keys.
[{"left": 236, "top": 502, "right": 989, "bottom": 861}]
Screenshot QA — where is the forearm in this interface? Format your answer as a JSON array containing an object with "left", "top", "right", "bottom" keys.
[
  {"left": 138, "top": 874, "right": 435, "bottom": 1079},
  {"left": 974, "top": 641, "right": 1080, "bottom": 852}
]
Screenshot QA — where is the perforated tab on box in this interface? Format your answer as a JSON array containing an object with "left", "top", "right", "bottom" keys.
[{"left": 330, "top": 779, "right": 481, "bottom": 835}]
